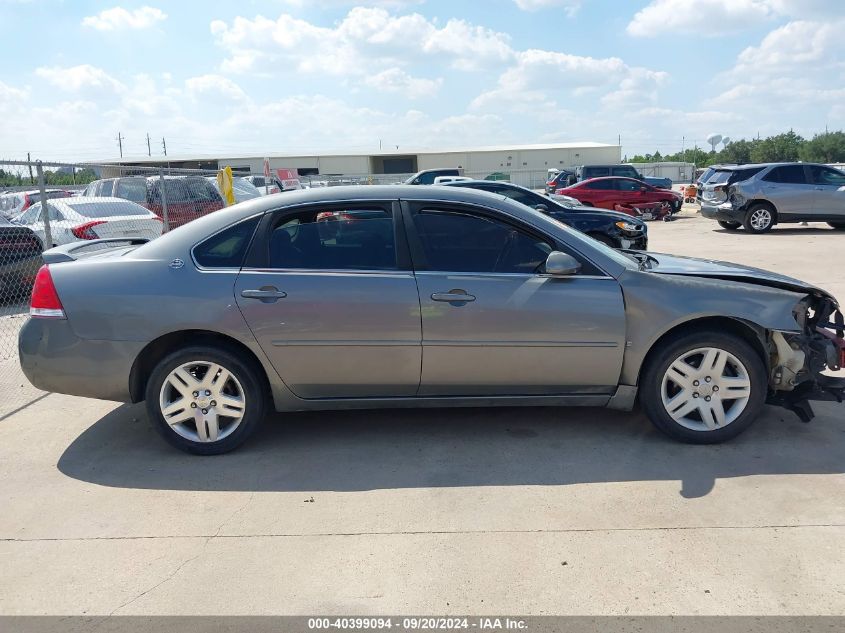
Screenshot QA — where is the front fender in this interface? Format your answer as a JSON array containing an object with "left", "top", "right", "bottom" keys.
[{"left": 619, "top": 270, "right": 804, "bottom": 385}]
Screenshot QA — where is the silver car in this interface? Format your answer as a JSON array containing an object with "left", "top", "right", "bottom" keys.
[
  {"left": 700, "top": 163, "right": 845, "bottom": 233},
  {"left": 18, "top": 186, "right": 845, "bottom": 454}
]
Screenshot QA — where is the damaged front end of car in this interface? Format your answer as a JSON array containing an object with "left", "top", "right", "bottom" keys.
[{"left": 766, "top": 292, "right": 845, "bottom": 421}]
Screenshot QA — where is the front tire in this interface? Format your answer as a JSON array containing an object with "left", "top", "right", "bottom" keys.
[
  {"left": 639, "top": 331, "right": 767, "bottom": 444},
  {"left": 718, "top": 220, "right": 741, "bottom": 231},
  {"left": 145, "top": 346, "right": 266, "bottom": 455},
  {"left": 743, "top": 203, "right": 775, "bottom": 233}
]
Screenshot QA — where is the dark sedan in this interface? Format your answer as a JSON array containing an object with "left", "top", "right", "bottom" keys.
[
  {"left": 0, "top": 217, "right": 43, "bottom": 303},
  {"left": 443, "top": 180, "right": 648, "bottom": 250}
]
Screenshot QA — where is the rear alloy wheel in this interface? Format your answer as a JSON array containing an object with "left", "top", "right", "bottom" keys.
[
  {"left": 718, "top": 220, "right": 742, "bottom": 231},
  {"left": 743, "top": 204, "right": 775, "bottom": 233},
  {"left": 640, "top": 331, "right": 766, "bottom": 443},
  {"left": 145, "top": 346, "right": 265, "bottom": 455},
  {"left": 828, "top": 222, "right": 845, "bottom": 230}
]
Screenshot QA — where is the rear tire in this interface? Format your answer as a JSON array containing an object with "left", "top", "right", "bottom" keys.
[
  {"left": 718, "top": 220, "right": 741, "bottom": 231},
  {"left": 145, "top": 345, "right": 266, "bottom": 455},
  {"left": 743, "top": 203, "right": 775, "bottom": 233},
  {"left": 828, "top": 222, "right": 845, "bottom": 230},
  {"left": 639, "top": 330, "right": 767, "bottom": 444}
]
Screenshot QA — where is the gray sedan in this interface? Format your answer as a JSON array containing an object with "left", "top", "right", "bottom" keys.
[{"left": 18, "top": 186, "right": 845, "bottom": 454}]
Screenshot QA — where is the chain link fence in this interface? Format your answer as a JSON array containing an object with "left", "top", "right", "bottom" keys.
[{"left": 0, "top": 158, "right": 559, "bottom": 413}]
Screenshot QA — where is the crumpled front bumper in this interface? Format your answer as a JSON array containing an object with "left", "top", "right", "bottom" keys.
[{"left": 767, "top": 298, "right": 845, "bottom": 421}]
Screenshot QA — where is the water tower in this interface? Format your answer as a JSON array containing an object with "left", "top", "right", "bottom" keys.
[
  {"left": 721, "top": 136, "right": 731, "bottom": 148},
  {"left": 706, "top": 133, "right": 723, "bottom": 152}
]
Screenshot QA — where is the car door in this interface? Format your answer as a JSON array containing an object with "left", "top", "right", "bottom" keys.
[
  {"left": 403, "top": 201, "right": 626, "bottom": 396},
  {"left": 807, "top": 165, "right": 845, "bottom": 218},
  {"left": 234, "top": 201, "right": 422, "bottom": 399},
  {"left": 759, "top": 165, "right": 815, "bottom": 218}
]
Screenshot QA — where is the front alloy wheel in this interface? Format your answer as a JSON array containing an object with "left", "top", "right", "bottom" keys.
[
  {"left": 640, "top": 331, "right": 766, "bottom": 443},
  {"left": 661, "top": 348, "right": 751, "bottom": 431}
]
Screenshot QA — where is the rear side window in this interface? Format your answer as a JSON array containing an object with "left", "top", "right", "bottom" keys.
[
  {"left": 583, "top": 167, "right": 610, "bottom": 178},
  {"left": 728, "top": 167, "right": 764, "bottom": 184},
  {"left": 100, "top": 180, "right": 114, "bottom": 196},
  {"left": 612, "top": 166, "right": 639, "bottom": 178},
  {"left": 268, "top": 208, "right": 396, "bottom": 270},
  {"left": 763, "top": 165, "right": 807, "bottom": 184},
  {"left": 194, "top": 216, "right": 260, "bottom": 268},
  {"left": 584, "top": 179, "right": 612, "bottom": 190}
]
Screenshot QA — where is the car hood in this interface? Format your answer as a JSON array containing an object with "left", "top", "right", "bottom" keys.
[{"left": 645, "top": 252, "right": 836, "bottom": 302}]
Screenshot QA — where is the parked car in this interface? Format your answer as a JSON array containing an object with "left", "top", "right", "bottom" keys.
[
  {"left": 643, "top": 176, "right": 673, "bottom": 189},
  {"left": 443, "top": 180, "right": 648, "bottom": 249},
  {"left": 0, "top": 189, "right": 73, "bottom": 220},
  {"left": 575, "top": 164, "right": 642, "bottom": 182},
  {"left": 13, "top": 197, "right": 163, "bottom": 247},
  {"left": 243, "top": 175, "right": 303, "bottom": 194},
  {"left": 699, "top": 163, "right": 845, "bottom": 233},
  {"left": 433, "top": 176, "right": 473, "bottom": 184},
  {"left": 545, "top": 170, "right": 575, "bottom": 194},
  {"left": 0, "top": 217, "right": 42, "bottom": 302},
  {"left": 84, "top": 176, "right": 225, "bottom": 228},
  {"left": 19, "top": 186, "right": 844, "bottom": 454},
  {"left": 404, "top": 168, "right": 464, "bottom": 185},
  {"left": 558, "top": 177, "right": 684, "bottom": 212},
  {"left": 206, "top": 176, "right": 263, "bottom": 204},
  {"left": 146, "top": 177, "right": 225, "bottom": 228}
]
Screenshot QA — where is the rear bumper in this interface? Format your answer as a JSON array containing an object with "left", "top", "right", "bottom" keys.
[
  {"left": 701, "top": 203, "right": 744, "bottom": 223},
  {"left": 18, "top": 317, "right": 144, "bottom": 402}
]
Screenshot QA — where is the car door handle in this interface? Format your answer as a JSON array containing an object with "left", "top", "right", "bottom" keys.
[
  {"left": 431, "top": 291, "right": 476, "bottom": 303},
  {"left": 241, "top": 288, "right": 287, "bottom": 301}
]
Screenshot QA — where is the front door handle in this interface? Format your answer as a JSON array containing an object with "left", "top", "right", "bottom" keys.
[
  {"left": 241, "top": 287, "right": 287, "bottom": 302},
  {"left": 431, "top": 290, "right": 476, "bottom": 303}
]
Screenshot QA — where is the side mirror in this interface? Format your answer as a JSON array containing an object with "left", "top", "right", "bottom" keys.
[
  {"left": 534, "top": 203, "right": 548, "bottom": 212},
  {"left": 543, "top": 251, "right": 581, "bottom": 276}
]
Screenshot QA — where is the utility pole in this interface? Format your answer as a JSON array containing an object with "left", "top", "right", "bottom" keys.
[
  {"left": 116, "top": 132, "right": 124, "bottom": 158},
  {"left": 146, "top": 133, "right": 152, "bottom": 157},
  {"left": 162, "top": 137, "right": 167, "bottom": 156},
  {"left": 27, "top": 152, "right": 34, "bottom": 185}
]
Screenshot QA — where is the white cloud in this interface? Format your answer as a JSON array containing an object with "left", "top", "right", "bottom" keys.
[
  {"left": 512, "top": 0, "right": 581, "bottom": 15},
  {"left": 35, "top": 64, "right": 126, "bottom": 92},
  {"left": 363, "top": 68, "right": 442, "bottom": 98},
  {"left": 627, "top": 0, "right": 845, "bottom": 37},
  {"left": 211, "top": 7, "right": 514, "bottom": 77},
  {"left": 82, "top": 6, "right": 167, "bottom": 31},
  {"left": 185, "top": 74, "right": 248, "bottom": 101}
]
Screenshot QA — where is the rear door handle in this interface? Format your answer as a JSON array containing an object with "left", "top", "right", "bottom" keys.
[
  {"left": 241, "top": 287, "right": 287, "bottom": 302},
  {"left": 431, "top": 291, "right": 476, "bottom": 303}
]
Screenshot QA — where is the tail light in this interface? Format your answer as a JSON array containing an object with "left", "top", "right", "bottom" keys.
[
  {"left": 71, "top": 220, "right": 106, "bottom": 240},
  {"left": 30, "top": 265, "right": 65, "bottom": 319}
]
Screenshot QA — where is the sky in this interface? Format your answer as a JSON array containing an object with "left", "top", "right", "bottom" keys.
[{"left": 1, "top": 0, "right": 843, "bottom": 162}]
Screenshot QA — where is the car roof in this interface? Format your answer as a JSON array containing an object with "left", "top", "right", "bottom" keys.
[{"left": 574, "top": 176, "right": 639, "bottom": 183}]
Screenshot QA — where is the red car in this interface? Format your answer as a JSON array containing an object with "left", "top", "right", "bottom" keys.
[{"left": 557, "top": 177, "right": 683, "bottom": 213}]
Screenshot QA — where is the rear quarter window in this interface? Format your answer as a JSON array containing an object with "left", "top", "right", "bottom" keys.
[{"left": 193, "top": 216, "right": 260, "bottom": 268}]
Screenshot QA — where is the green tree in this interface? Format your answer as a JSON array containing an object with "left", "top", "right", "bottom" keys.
[
  {"left": 750, "top": 130, "right": 804, "bottom": 163},
  {"left": 720, "top": 139, "right": 757, "bottom": 165},
  {"left": 799, "top": 131, "right": 845, "bottom": 163}
]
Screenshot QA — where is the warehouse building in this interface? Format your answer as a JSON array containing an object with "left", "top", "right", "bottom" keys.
[{"left": 96, "top": 141, "right": 621, "bottom": 187}]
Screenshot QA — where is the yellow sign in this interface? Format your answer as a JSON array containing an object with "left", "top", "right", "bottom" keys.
[{"left": 216, "top": 166, "right": 235, "bottom": 206}]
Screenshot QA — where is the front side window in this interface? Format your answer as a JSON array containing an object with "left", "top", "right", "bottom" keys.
[
  {"left": 18, "top": 204, "right": 41, "bottom": 225},
  {"left": 100, "top": 180, "right": 114, "bottom": 196},
  {"left": 268, "top": 208, "right": 396, "bottom": 270},
  {"left": 413, "top": 210, "right": 553, "bottom": 274},
  {"left": 763, "top": 165, "right": 807, "bottom": 184},
  {"left": 584, "top": 167, "right": 610, "bottom": 178},
  {"left": 808, "top": 165, "right": 845, "bottom": 186},
  {"left": 416, "top": 172, "right": 437, "bottom": 185},
  {"left": 116, "top": 178, "right": 148, "bottom": 203},
  {"left": 194, "top": 216, "right": 260, "bottom": 268}
]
